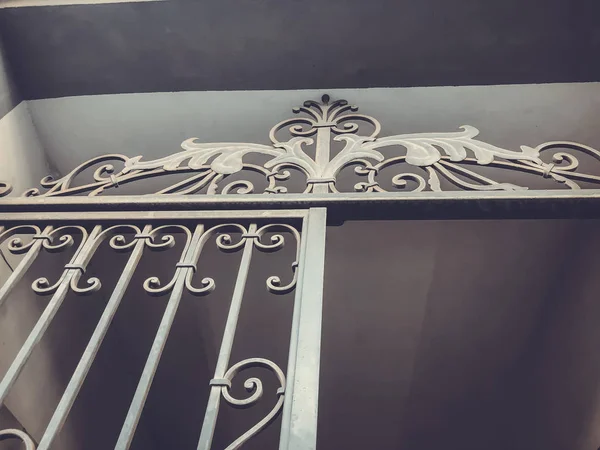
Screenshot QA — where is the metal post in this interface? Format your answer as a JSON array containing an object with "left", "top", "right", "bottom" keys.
[
  {"left": 278, "top": 214, "right": 309, "bottom": 449},
  {"left": 312, "top": 127, "right": 331, "bottom": 194},
  {"left": 279, "top": 207, "right": 327, "bottom": 450}
]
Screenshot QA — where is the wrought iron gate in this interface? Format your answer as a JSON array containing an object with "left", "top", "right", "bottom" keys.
[{"left": 0, "top": 95, "right": 599, "bottom": 449}]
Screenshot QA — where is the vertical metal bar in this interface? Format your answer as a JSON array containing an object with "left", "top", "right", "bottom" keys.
[
  {"left": 0, "top": 225, "right": 103, "bottom": 407},
  {"left": 280, "top": 208, "right": 327, "bottom": 450},
  {"left": 0, "top": 225, "right": 53, "bottom": 309},
  {"left": 313, "top": 128, "right": 331, "bottom": 194},
  {"left": 37, "top": 225, "right": 152, "bottom": 450},
  {"left": 196, "top": 223, "right": 257, "bottom": 450},
  {"left": 278, "top": 215, "right": 309, "bottom": 449},
  {"left": 115, "top": 224, "right": 204, "bottom": 450}
]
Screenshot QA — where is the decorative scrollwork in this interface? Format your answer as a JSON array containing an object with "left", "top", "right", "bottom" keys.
[
  {"left": 22, "top": 155, "right": 130, "bottom": 197},
  {"left": 342, "top": 128, "right": 600, "bottom": 192},
  {"left": 32, "top": 271, "right": 68, "bottom": 296},
  {"left": 252, "top": 224, "right": 301, "bottom": 295},
  {"left": 141, "top": 226, "right": 177, "bottom": 251},
  {"left": 0, "top": 428, "right": 36, "bottom": 450},
  {"left": 269, "top": 94, "right": 381, "bottom": 143},
  {"left": 69, "top": 224, "right": 150, "bottom": 295},
  {"left": 142, "top": 224, "right": 255, "bottom": 297},
  {"left": 9, "top": 96, "right": 600, "bottom": 197},
  {"left": 31, "top": 226, "right": 89, "bottom": 296},
  {"left": 212, "top": 358, "right": 285, "bottom": 450},
  {"left": 0, "top": 181, "right": 12, "bottom": 197},
  {"left": 30, "top": 225, "right": 146, "bottom": 296},
  {"left": 0, "top": 225, "right": 45, "bottom": 255},
  {"left": 184, "top": 224, "right": 250, "bottom": 296},
  {"left": 213, "top": 225, "right": 249, "bottom": 253},
  {"left": 142, "top": 225, "right": 194, "bottom": 296},
  {"left": 69, "top": 266, "right": 102, "bottom": 296}
]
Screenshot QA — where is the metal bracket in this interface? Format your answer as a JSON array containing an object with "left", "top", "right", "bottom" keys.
[
  {"left": 362, "top": 182, "right": 379, "bottom": 189},
  {"left": 134, "top": 233, "right": 153, "bottom": 240},
  {"left": 209, "top": 378, "right": 232, "bottom": 388},
  {"left": 543, "top": 163, "right": 556, "bottom": 178},
  {"left": 64, "top": 263, "right": 85, "bottom": 273},
  {"left": 32, "top": 235, "right": 52, "bottom": 241},
  {"left": 306, "top": 178, "right": 336, "bottom": 185},
  {"left": 313, "top": 122, "right": 336, "bottom": 128},
  {"left": 176, "top": 262, "right": 197, "bottom": 272}
]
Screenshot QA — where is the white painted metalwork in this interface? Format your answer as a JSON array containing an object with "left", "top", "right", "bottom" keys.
[
  {"left": 0, "top": 210, "right": 319, "bottom": 450},
  {"left": 2, "top": 95, "right": 599, "bottom": 198},
  {"left": 0, "top": 95, "right": 599, "bottom": 449}
]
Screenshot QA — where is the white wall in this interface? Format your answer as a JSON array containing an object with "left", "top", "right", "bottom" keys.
[
  {"left": 0, "top": 102, "right": 51, "bottom": 193},
  {"left": 0, "top": 102, "right": 72, "bottom": 446}
]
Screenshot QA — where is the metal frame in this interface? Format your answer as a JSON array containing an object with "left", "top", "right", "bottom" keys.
[
  {"left": 1, "top": 95, "right": 600, "bottom": 449},
  {"left": 2, "top": 190, "right": 600, "bottom": 220}
]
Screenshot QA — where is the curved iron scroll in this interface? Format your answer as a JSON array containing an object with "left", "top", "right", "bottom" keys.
[
  {"left": 140, "top": 223, "right": 301, "bottom": 297},
  {"left": 211, "top": 358, "right": 285, "bottom": 450},
  {"left": 0, "top": 182, "right": 12, "bottom": 198},
  {"left": 29, "top": 225, "right": 149, "bottom": 296},
  {"left": 0, "top": 428, "right": 36, "bottom": 450},
  {"left": 253, "top": 224, "right": 301, "bottom": 295},
  {"left": 2, "top": 95, "right": 598, "bottom": 197}
]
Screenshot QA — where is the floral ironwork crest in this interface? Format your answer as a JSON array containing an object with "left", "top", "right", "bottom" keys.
[{"left": 2, "top": 94, "right": 600, "bottom": 197}]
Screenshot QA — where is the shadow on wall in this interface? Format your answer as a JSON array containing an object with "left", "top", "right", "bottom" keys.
[
  {"left": 319, "top": 219, "right": 600, "bottom": 450},
  {"left": 0, "top": 39, "right": 21, "bottom": 120}
]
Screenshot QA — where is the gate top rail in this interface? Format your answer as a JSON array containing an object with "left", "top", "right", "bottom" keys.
[{"left": 0, "top": 191, "right": 599, "bottom": 221}]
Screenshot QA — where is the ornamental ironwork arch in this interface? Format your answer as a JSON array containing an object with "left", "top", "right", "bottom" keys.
[{"left": 1, "top": 94, "right": 600, "bottom": 198}]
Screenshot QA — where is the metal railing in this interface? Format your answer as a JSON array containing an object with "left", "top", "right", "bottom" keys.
[{"left": 0, "top": 208, "right": 326, "bottom": 450}]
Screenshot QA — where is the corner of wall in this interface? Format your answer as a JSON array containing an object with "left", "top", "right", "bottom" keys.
[{"left": 0, "top": 37, "right": 22, "bottom": 120}]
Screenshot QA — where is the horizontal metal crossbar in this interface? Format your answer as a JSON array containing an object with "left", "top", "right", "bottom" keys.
[{"left": 1, "top": 190, "right": 600, "bottom": 221}]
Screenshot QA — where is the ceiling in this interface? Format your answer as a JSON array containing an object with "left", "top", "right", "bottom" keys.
[{"left": 0, "top": 0, "right": 599, "bottom": 100}]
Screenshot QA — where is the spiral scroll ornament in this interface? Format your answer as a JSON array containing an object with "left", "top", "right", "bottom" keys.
[
  {"left": 0, "top": 225, "right": 46, "bottom": 255},
  {"left": 142, "top": 225, "right": 195, "bottom": 296},
  {"left": 211, "top": 358, "right": 285, "bottom": 450},
  {"left": 183, "top": 224, "right": 248, "bottom": 296},
  {"left": 252, "top": 224, "right": 301, "bottom": 295}
]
